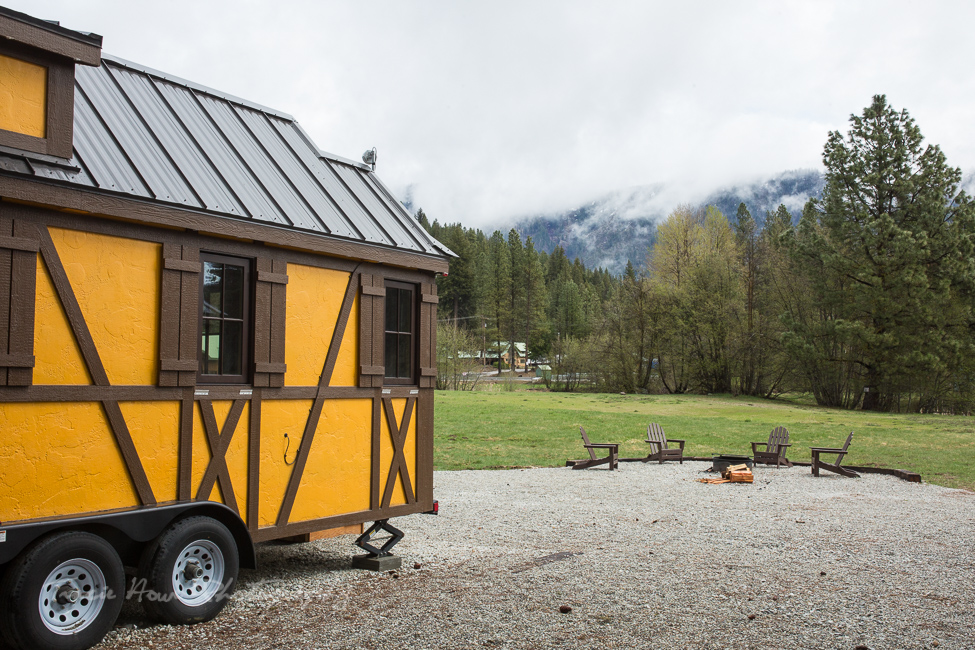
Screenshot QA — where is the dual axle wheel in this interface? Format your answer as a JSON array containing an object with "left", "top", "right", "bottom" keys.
[{"left": 0, "top": 517, "right": 238, "bottom": 650}]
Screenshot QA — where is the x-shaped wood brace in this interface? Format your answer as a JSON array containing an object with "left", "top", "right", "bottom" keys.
[
  {"left": 380, "top": 397, "right": 416, "bottom": 509},
  {"left": 195, "top": 399, "right": 246, "bottom": 514}
]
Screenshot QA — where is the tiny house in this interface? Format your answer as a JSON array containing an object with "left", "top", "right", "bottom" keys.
[{"left": 0, "top": 7, "right": 450, "bottom": 649}]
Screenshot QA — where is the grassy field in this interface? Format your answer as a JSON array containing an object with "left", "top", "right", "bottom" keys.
[{"left": 433, "top": 389, "right": 975, "bottom": 490}]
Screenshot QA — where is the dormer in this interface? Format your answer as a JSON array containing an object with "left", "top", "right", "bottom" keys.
[{"left": 0, "top": 6, "right": 101, "bottom": 159}]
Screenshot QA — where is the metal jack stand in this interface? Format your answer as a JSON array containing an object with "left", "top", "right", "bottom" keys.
[{"left": 352, "top": 519, "right": 404, "bottom": 571}]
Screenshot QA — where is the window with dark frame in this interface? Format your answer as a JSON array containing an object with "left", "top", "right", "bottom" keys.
[
  {"left": 199, "top": 253, "right": 251, "bottom": 384},
  {"left": 384, "top": 281, "right": 415, "bottom": 384}
]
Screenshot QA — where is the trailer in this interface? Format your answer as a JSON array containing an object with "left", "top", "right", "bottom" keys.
[{"left": 0, "top": 7, "right": 450, "bottom": 649}]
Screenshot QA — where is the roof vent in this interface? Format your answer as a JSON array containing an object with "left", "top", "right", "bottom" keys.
[{"left": 361, "top": 147, "right": 377, "bottom": 171}]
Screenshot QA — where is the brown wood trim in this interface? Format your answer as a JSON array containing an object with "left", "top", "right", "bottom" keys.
[
  {"left": 247, "top": 388, "right": 261, "bottom": 532},
  {"left": 0, "top": 235, "right": 39, "bottom": 252},
  {"left": 5, "top": 217, "right": 37, "bottom": 386},
  {"left": 254, "top": 362, "right": 286, "bottom": 374},
  {"left": 0, "top": 353, "right": 34, "bottom": 367},
  {"left": 176, "top": 246, "right": 199, "bottom": 387},
  {"left": 268, "top": 259, "right": 287, "bottom": 388},
  {"left": 360, "top": 365, "right": 384, "bottom": 376},
  {"left": 178, "top": 389, "right": 193, "bottom": 501},
  {"left": 0, "top": 384, "right": 382, "bottom": 402},
  {"left": 2, "top": 201, "right": 443, "bottom": 281},
  {"left": 421, "top": 293, "right": 439, "bottom": 304},
  {"left": 0, "top": 217, "right": 10, "bottom": 387},
  {"left": 420, "top": 367, "right": 436, "bottom": 377},
  {"left": 361, "top": 284, "right": 385, "bottom": 296},
  {"left": 0, "top": 13, "right": 102, "bottom": 65},
  {"left": 163, "top": 258, "right": 201, "bottom": 273},
  {"left": 380, "top": 396, "right": 416, "bottom": 509},
  {"left": 160, "top": 359, "right": 198, "bottom": 372},
  {"left": 318, "top": 270, "right": 358, "bottom": 388},
  {"left": 195, "top": 399, "right": 244, "bottom": 515},
  {"left": 102, "top": 400, "right": 156, "bottom": 506},
  {"left": 0, "top": 178, "right": 450, "bottom": 274},
  {"left": 415, "top": 390, "right": 434, "bottom": 505},
  {"left": 252, "top": 257, "right": 272, "bottom": 388},
  {"left": 256, "top": 270, "right": 288, "bottom": 285},
  {"left": 251, "top": 502, "right": 428, "bottom": 543}
]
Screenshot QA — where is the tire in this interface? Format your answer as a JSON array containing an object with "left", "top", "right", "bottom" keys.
[
  {"left": 137, "top": 516, "right": 239, "bottom": 625},
  {"left": 0, "top": 531, "right": 125, "bottom": 650}
]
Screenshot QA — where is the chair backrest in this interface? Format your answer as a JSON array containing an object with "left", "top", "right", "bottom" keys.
[
  {"left": 646, "top": 423, "right": 668, "bottom": 449},
  {"left": 769, "top": 426, "right": 789, "bottom": 451},
  {"left": 840, "top": 431, "right": 854, "bottom": 452},
  {"left": 580, "top": 427, "right": 597, "bottom": 460}
]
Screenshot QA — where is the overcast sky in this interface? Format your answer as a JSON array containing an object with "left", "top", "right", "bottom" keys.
[{"left": 13, "top": 1, "right": 975, "bottom": 228}]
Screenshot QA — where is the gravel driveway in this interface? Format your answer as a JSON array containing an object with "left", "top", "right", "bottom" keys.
[{"left": 99, "top": 463, "right": 974, "bottom": 649}]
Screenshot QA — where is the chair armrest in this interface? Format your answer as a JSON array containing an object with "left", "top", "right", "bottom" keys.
[
  {"left": 778, "top": 443, "right": 792, "bottom": 448},
  {"left": 810, "top": 447, "right": 844, "bottom": 453},
  {"left": 751, "top": 442, "right": 768, "bottom": 453},
  {"left": 667, "top": 439, "right": 686, "bottom": 450},
  {"left": 585, "top": 443, "right": 619, "bottom": 450}
]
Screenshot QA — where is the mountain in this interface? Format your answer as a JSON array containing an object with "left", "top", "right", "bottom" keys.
[{"left": 513, "top": 170, "right": 826, "bottom": 274}]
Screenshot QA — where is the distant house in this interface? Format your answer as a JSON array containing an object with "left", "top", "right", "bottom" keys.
[{"left": 484, "top": 342, "right": 528, "bottom": 371}]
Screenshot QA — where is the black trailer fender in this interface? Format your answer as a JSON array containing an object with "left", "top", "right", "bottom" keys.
[{"left": 0, "top": 502, "right": 256, "bottom": 569}]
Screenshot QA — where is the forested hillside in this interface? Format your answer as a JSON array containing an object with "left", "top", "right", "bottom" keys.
[{"left": 423, "top": 96, "right": 975, "bottom": 414}]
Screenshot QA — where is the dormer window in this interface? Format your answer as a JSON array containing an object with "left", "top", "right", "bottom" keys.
[{"left": 0, "top": 6, "right": 102, "bottom": 159}]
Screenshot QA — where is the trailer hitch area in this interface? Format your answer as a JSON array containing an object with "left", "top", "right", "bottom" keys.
[{"left": 355, "top": 519, "right": 404, "bottom": 558}]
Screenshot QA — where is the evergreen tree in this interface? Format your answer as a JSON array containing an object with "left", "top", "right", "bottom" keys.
[{"left": 791, "top": 95, "right": 975, "bottom": 411}]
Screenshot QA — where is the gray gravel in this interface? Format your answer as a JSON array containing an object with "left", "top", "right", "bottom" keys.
[{"left": 99, "top": 463, "right": 974, "bottom": 649}]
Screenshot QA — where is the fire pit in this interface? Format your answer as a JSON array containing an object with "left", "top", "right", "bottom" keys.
[{"left": 711, "top": 454, "right": 754, "bottom": 473}]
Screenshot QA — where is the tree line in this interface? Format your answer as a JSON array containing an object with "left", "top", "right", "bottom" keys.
[{"left": 426, "top": 96, "right": 975, "bottom": 413}]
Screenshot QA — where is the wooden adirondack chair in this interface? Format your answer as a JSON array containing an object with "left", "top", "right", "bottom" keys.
[
  {"left": 643, "top": 423, "right": 685, "bottom": 464},
  {"left": 752, "top": 426, "right": 793, "bottom": 468},
  {"left": 811, "top": 432, "right": 859, "bottom": 478},
  {"left": 574, "top": 427, "right": 619, "bottom": 470}
]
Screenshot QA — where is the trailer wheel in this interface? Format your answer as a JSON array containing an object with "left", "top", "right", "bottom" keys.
[
  {"left": 0, "top": 531, "right": 124, "bottom": 650},
  {"left": 138, "top": 516, "right": 239, "bottom": 625}
]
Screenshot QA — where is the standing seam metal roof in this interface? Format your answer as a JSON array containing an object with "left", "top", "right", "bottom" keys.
[{"left": 0, "top": 53, "right": 452, "bottom": 259}]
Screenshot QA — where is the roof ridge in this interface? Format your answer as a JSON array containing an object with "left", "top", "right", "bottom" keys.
[{"left": 100, "top": 53, "right": 296, "bottom": 122}]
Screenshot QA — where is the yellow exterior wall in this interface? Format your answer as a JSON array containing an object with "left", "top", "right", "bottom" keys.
[
  {"left": 0, "top": 402, "right": 139, "bottom": 521},
  {"left": 379, "top": 398, "right": 417, "bottom": 507},
  {"left": 290, "top": 398, "right": 372, "bottom": 522},
  {"left": 284, "top": 264, "right": 356, "bottom": 386},
  {"left": 33, "top": 258, "right": 91, "bottom": 384},
  {"left": 0, "top": 53, "right": 47, "bottom": 138},
  {"left": 51, "top": 227, "right": 161, "bottom": 386},
  {"left": 122, "top": 401, "right": 180, "bottom": 504},
  {"left": 258, "top": 399, "right": 314, "bottom": 526}
]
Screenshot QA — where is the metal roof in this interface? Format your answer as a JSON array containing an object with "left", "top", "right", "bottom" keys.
[{"left": 0, "top": 53, "right": 452, "bottom": 259}]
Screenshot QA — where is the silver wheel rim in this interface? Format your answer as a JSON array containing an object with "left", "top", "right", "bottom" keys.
[
  {"left": 39, "top": 559, "right": 108, "bottom": 635},
  {"left": 172, "top": 540, "right": 225, "bottom": 606}
]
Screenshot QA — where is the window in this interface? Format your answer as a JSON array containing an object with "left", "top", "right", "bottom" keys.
[
  {"left": 384, "top": 281, "right": 415, "bottom": 384},
  {"left": 199, "top": 253, "right": 251, "bottom": 383}
]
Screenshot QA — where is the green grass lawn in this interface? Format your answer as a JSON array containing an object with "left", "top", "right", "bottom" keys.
[{"left": 433, "top": 389, "right": 975, "bottom": 490}]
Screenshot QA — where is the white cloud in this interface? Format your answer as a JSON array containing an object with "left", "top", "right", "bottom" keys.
[{"left": 15, "top": 0, "right": 975, "bottom": 228}]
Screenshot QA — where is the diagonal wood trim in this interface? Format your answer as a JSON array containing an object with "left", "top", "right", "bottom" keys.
[
  {"left": 320, "top": 271, "right": 359, "bottom": 388},
  {"left": 195, "top": 399, "right": 244, "bottom": 515},
  {"left": 39, "top": 227, "right": 156, "bottom": 504},
  {"left": 276, "top": 270, "right": 361, "bottom": 527},
  {"left": 380, "top": 397, "right": 416, "bottom": 509},
  {"left": 274, "top": 397, "right": 324, "bottom": 527}
]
